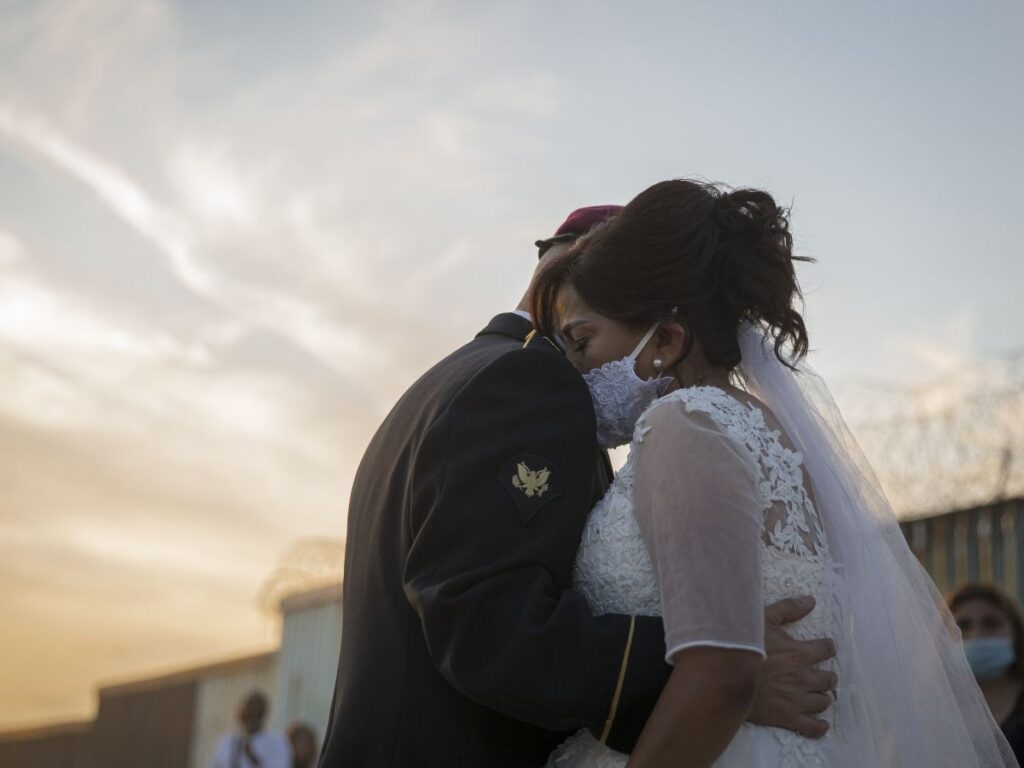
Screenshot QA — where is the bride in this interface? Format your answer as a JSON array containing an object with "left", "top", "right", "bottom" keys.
[{"left": 530, "top": 180, "right": 1017, "bottom": 767}]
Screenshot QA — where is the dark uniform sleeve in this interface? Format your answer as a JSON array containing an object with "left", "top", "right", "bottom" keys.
[{"left": 403, "top": 339, "right": 671, "bottom": 750}]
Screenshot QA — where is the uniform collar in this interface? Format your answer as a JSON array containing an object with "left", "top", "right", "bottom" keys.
[{"left": 476, "top": 312, "right": 533, "bottom": 342}]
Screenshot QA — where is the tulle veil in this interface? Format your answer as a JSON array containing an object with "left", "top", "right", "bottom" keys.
[{"left": 736, "top": 323, "right": 1018, "bottom": 767}]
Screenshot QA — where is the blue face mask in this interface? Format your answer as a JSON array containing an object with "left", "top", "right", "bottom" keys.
[{"left": 963, "top": 637, "right": 1016, "bottom": 682}]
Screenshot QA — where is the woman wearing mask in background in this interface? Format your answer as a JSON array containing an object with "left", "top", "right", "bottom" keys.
[{"left": 952, "top": 583, "right": 1024, "bottom": 762}]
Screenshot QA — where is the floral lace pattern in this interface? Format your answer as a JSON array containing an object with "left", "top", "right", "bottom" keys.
[
  {"left": 549, "top": 386, "right": 842, "bottom": 768},
  {"left": 582, "top": 357, "right": 673, "bottom": 449},
  {"left": 573, "top": 446, "right": 659, "bottom": 618}
]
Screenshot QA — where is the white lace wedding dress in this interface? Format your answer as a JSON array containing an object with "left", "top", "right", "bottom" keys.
[{"left": 548, "top": 385, "right": 845, "bottom": 767}]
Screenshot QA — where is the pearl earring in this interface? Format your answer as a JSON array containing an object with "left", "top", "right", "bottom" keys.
[{"left": 653, "top": 358, "right": 664, "bottom": 370}]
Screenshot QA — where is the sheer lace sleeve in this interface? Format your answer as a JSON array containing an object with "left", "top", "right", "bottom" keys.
[{"left": 633, "top": 398, "right": 766, "bottom": 663}]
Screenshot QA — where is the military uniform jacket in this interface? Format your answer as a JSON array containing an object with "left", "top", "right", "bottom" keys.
[{"left": 318, "top": 313, "right": 671, "bottom": 768}]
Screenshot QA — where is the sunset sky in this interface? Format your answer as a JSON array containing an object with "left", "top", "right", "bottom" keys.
[{"left": 1, "top": 0, "right": 1022, "bottom": 729}]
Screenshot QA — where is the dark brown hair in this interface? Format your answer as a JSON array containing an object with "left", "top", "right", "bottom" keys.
[
  {"left": 949, "top": 582, "right": 1024, "bottom": 679},
  {"left": 531, "top": 179, "right": 812, "bottom": 369}
]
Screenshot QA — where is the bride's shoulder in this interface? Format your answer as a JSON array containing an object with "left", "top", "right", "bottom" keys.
[
  {"left": 633, "top": 386, "right": 736, "bottom": 445},
  {"left": 639, "top": 386, "right": 739, "bottom": 425},
  {"left": 631, "top": 388, "right": 762, "bottom": 483}
]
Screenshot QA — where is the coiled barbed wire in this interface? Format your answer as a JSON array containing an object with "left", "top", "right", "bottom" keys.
[
  {"left": 837, "top": 349, "right": 1024, "bottom": 519},
  {"left": 258, "top": 536, "right": 345, "bottom": 614}
]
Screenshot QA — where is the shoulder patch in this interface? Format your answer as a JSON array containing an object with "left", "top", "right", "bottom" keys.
[{"left": 498, "top": 454, "right": 564, "bottom": 524}]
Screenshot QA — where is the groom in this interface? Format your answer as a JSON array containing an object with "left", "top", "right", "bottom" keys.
[{"left": 318, "top": 207, "right": 837, "bottom": 767}]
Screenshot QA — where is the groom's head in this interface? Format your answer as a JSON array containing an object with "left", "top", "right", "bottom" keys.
[
  {"left": 519, "top": 205, "right": 622, "bottom": 313},
  {"left": 535, "top": 205, "right": 623, "bottom": 262}
]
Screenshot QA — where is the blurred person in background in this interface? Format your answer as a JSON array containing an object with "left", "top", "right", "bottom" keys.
[
  {"left": 286, "top": 722, "right": 318, "bottom": 768},
  {"left": 951, "top": 582, "right": 1024, "bottom": 761},
  {"left": 210, "top": 689, "right": 291, "bottom": 768}
]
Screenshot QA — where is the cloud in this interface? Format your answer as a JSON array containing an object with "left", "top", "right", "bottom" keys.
[
  {"left": 0, "top": 274, "right": 210, "bottom": 369},
  {"left": 169, "top": 142, "right": 261, "bottom": 228},
  {"left": 885, "top": 308, "right": 976, "bottom": 384},
  {"left": 468, "top": 72, "right": 561, "bottom": 117},
  {"left": 0, "top": 103, "right": 217, "bottom": 296},
  {"left": 0, "top": 101, "right": 402, "bottom": 393},
  {"left": 0, "top": 0, "right": 565, "bottom": 729},
  {"left": 0, "top": 229, "right": 24, "bottom": 265}
]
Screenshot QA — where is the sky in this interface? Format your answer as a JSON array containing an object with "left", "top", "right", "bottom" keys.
[{"left": 1, "top": 0, "right": 1022, "bottom": 729}]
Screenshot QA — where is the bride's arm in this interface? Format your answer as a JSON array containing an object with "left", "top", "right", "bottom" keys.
[
  {"left": 627, "top": 646, "right": 761, "bottom": 768},
  {"left": 630, "top": 400, "right": 767, "bottom": 766}
]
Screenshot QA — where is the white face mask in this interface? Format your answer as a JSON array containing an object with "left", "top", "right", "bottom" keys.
[{"left": 582, "top": 322, "right": 674, "bottom": 449}]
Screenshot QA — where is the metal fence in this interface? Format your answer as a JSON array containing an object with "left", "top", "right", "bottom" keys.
[{"left": 900, "top": 497, "right": 1024, "bottom": 600}]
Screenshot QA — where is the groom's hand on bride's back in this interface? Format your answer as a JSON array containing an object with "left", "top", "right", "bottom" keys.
[{"left": 747, "top": 596, "right": 837, "bottom": 739}]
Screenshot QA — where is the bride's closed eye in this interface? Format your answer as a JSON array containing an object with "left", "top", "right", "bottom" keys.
[{"left": 560, "top": 332, "right": 589, "bottom": 369}]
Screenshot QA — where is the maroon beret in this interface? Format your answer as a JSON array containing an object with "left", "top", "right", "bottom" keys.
[{"left": 535, "top": 204, "right": 623, "bottom": 258}]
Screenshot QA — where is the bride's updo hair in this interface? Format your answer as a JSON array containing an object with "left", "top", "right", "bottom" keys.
[{"left": 531, "top": 179, "right": 812, "bottom": 369}]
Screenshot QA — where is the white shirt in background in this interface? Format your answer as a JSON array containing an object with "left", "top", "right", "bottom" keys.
[{"left": 209, "top": 730, "right": 292, "bottom": 768}]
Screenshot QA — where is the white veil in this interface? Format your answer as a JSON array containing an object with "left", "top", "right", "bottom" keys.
[{"left": 736, "top": 323, "right": 1018, "bottom": 767}]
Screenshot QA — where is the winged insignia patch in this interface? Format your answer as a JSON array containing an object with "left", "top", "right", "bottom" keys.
[
  {"left": 511, "top": 461, "right": 551, "bottom": 498},
  {"left": 499, "top": 454, "right": 562, "bottom": 524}
]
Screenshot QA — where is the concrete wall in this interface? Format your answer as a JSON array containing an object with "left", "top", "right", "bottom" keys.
[
  {"left": 0, "top": 721, "right": 92, "bottom": 768},
  {"left": 91, "top": 676, "right": 197, "bottom": 768},
  {"left": 272, "top": 584, "right": 343, "bottom": 746}
]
